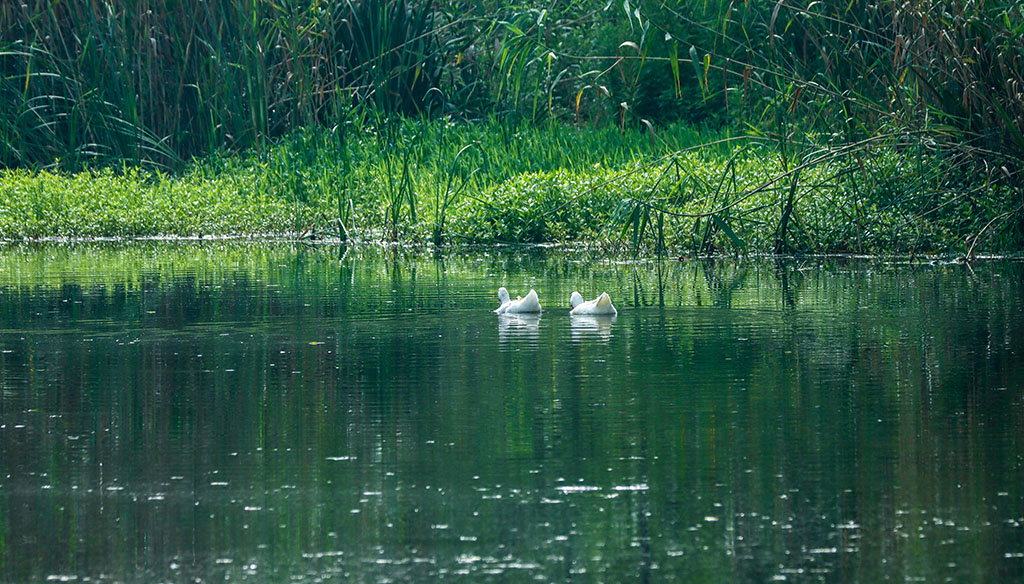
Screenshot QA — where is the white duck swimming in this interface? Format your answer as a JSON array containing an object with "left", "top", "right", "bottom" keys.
[
  {"left": 495, "top": 287, "right": 542, "bottom": 314},
  {"left": 569, "top": 291, "right": 617, "bottom": 316}
]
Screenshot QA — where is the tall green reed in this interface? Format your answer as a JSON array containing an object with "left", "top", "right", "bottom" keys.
[
  {"left": 432, "top": 142, "right": 477, "bottom": 245},
  {"left": 585, "top": 0, "right": 1024, "bottom": 254},
  {"left": 1, "top": 0, "right": 470, "bottom": 170}
]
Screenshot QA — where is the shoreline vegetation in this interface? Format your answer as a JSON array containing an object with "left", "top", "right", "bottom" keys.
[
  {"left": 3, "top": 1, "right": 1023, "bottom": 255},
  {"left": 1, "top": 119, "right": 1019, "bottom": 256}
]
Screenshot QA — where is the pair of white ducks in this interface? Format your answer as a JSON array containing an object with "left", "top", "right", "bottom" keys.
[{"left": 494, "top": 287, "right": 617, "bottom": 316}]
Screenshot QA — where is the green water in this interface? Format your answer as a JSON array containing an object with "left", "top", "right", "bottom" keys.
[{"left": 0, "top": 243, "right": 1022, "bottom": 583}]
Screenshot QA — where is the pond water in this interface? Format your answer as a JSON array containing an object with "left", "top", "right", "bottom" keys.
[{"left": 0, "top": 242, "right": 1022, "bottom": 583}]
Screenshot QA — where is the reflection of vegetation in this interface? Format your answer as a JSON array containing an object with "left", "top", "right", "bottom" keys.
[
  {"left": 1, "top": 244, "right": 1022, "bottom": 581},
  {"left": 1, "top": 241, "right": 1020, "bottom": 313}
]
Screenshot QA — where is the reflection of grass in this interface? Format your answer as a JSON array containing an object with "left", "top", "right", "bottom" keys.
[
  {"left": 1, "top": 119, "right": 1017, "bottom": 253},
  {"left": 2, "top": 241, "right": 1009, "bottom": 307},
  {"left": 1, "top": 243, "right": 1018, "bottom": 584}
]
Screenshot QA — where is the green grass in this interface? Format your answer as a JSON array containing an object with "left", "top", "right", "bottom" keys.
[
  {"left": 0, "top": 118, "right": 682, "bottom": 240},
  {"left": 2, "top": 117, "right": 1019, "bottom": 255}
]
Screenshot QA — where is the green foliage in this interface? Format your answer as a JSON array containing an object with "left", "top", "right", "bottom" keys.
[
  {"left": 0, "top": 119, "right": 702, "bottom": 241},
  {"left": 7, "top": 117, "right": 1012, "bottom": 253},
  {"left": 2, "top": 0, "right": 1024, "bottom": 254},
  {"left": 334, "top": 0, "right": 444, "bottom": 114},
  {"left": 452, "top": 168, "right": 622, "bottom": 243},
  {"left": 0, "top": 166, "right": 301, "bottom": 239},
  {"left": 0, "top": 0, "right": 468, "bottom": 170}
]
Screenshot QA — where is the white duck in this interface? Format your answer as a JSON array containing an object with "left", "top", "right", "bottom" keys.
[
  {"left": 495, "top": 287, "right": 542, "bottom": 314},
  {"left": 569, "top": 291, "right": 617, "bottom": 316}
]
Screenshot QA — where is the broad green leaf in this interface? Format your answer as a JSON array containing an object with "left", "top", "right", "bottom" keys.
[{"left": 712, "top": 214, "right": 746, "bottom": 250}]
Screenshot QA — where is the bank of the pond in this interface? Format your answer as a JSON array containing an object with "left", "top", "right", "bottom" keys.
[{"left": 1, "top": 121, "right": 1019, "bottom": 254}]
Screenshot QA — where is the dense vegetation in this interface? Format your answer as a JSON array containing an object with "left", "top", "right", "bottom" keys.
[{"left": 2, "top": 1, "right": 1022, "bottom": 254}]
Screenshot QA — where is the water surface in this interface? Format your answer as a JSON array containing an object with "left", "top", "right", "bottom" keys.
[{"left": 1, "top": 243, "right": 1022, "bottom": 582}]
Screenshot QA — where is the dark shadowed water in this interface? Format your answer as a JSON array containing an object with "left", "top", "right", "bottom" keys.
[{"left": 0, "top": 242, "right": 1022, "bottom": 583}]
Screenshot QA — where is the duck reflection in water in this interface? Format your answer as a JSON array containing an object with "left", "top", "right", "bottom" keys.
[
  {"left": 497, "top": 313, "right": 542, "bottom": 347},
  {"left": 569, "top": 313, "right": 616, "bottom": 342}
]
